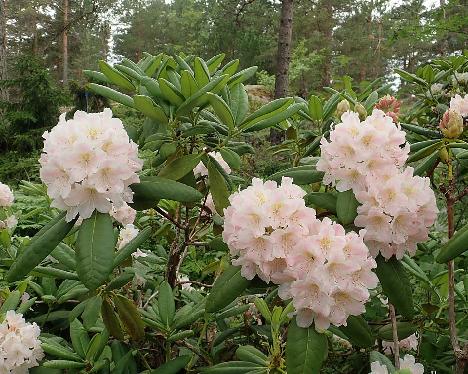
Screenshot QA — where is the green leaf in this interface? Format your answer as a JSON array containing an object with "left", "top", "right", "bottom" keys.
[
  {"left": 206, "top": 265, "right": 251, "bottom": 313},
  {"left": 241, "top": 98, "right": 292, "bottom": 128},
  {"left": 407, "top": 141, "right": 443, "bottom": 163},
  {"left": 409, "top": 139, "right": 441, "bottom": 152},
  {"left": 369, "top": 351, "right": 396, "bottom": 373},
  {"left": 219, "top": 148, "right": 241, "bottom": 170},
  {"left": 114, "top": 227, "right": 151, "bottom": 267},
  {"left": 6, "top": 213, "right": 75, "bottom": 282},
  {"left": 304, "top": 192, "right": 337, "bottom": 213},
  {"left": 83, "top": 295, "right": 103, "bottom": 329},
  {"left": 413, "top": 150, "right": 439, "bottom": 176},
  {"left": 105, "top": 271, "right": 134, "bottom": 290},
  {"left": 400, "top": 123, "right": 441, "bottom": 139},
  {"left": 236, "top": 345, "right": 268, "bottom": 366},
  {"left": 286, "top": 318, "right": 328, "bottom": 374},
  {"left": 436, "top": 222, "right": 468, "bottom": 262},
  {"left": 87, "top": 83, "right": 134, "bottom": 108},
  {"left": 144, "top": 54, "right": 163, "bottom": 77},
  {"left": 0, "top": 290, "right": 21, "bottom": 314},
  {"left": 207, "top": 93, "right": 235, "bottom": 130},
  {"left": 114, "top": 294, "right": 145, "bottom": 341},
  {"left": 50, "top": 243, "right": 76, "bottom": 270},
  {"left": 32, "top": 267, "right": 79, "bottom": 280},
  {"left": 167, "top": 330, "right": 194, "bottom": 342},
  {"left": 201, "top": 361, "right": 264, "bottom": 373},
  {"left": 221, "top": 59, "right": 240, "bottom": 77},
  {"left": 228, "top": 66, "right": 258, "bottom": 87},
  {"left": 308, "top": 95, "right": 323, "bottom": 121},
  {"left": 194, "top": 57, "right": 211, "bottom": 86},
  {"left": 158, "top": 78, "right": 184, "bottom": 106},
  {"left": 70, "top": 319, "right": 90, "bottom": 359},
  {"left": 375, "top": 255, "right": 414, "bottom": 318},
  {"left": 268, "top": 166, "right": 324, "bottom": 185},
  {"left": 230, "top": 83, "right": 249, "bottom": 124},
  {"left": 207, "top": 159, "right": 230, "bottom": 216},
  {"left": 131, "top": 176, "right": 203, "bottom": 209},
  {"left": 158, "top": 154, "right": 202, "bottom": 180},
  {"left": 83, "top": 70, "right": 110, "bottom": 84},
  {"left": 133, "top": 95, "right": 168, "bottom": 124},
  {"left": 179, "top": 70, "right": 198, "bottom": 98},
  {"left": 76, "top": 212, "right": 115, "bottom": 290},
  {"left": 147, "top": 355, "right": 191, "bottom": 374},
  {"left": 338, "top": 316, "right": 374, "bottom": 348},
  {"left": 43, "top": 360, "right": 86, "bottom": 369},
  {"left": 207, "top": 53, "right": 226, "bottom": 73},
  {"left": 101, "top": 298, "right": 124, "bottom": 340},
  {"left": 336, "top": 190, "right": 359, "bottom": 225},
  {"left": 243, "top": 103, "right": 302, "bottom": 132},
  {"left": 158, "top": 281, "right": 175, "bottom": 329},
  {"left": 98, "top": 60, "right": 135, "bottom": 91},
  {"left": 41, "top": 342, "right": 82, "bottom": 361},
  {"left": 377, "top": 321, "right": 418, "bottom": 341}
]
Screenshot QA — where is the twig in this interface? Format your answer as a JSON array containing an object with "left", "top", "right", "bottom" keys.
[
  {"left": 155, "top": 206, "right": 185, "bottom": 230},
  {"left": 389, "top": 303, "right": 400, "bottom": 369},
  {"left": 177, "top": 280, "right": 212, "bottom": 288}
]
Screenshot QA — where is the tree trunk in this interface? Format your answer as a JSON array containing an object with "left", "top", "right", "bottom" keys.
[
  {"left": 62, "top": 0, "right": 69, "bottom": 86},
  {"left": 270, "top": 0, "right": 294, "bottom": 145},
  {"left": 320, "top": 1, "right": 333, "bottom": 87},
  {"left": 0, "top": 0, "right": 7, "bottom": 102}
]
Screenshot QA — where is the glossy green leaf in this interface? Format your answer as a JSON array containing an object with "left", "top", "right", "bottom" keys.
[
  {"left": 207, "top": 53, "right": 226, "bottom": 73},
  {"left": 413, "top": 150, "right": 439, "bottom": 176},
  {"left": 286, "top": 318, "right": 328, "bottom": 374},
  {"left": 207, "top": 93, "right": 235, "bottom": 130},
  {"left": 158, "top": 154, "right": 202, "bottom": 180},
  {"left": 375, "top": 256, "right": 414, "bottom": 318},
  {"left": 0, "top": 290, "right": 21, "bottom": 314},
  {"left": 377, "top": 321, "right": 418, "bottom": 341},
  {"left": 268, "top": 166, "right": 324, "bottom": 185},
  {"left": 220, "top": 148, "right": 241, "bottom": 169},
  {"left": 148, "top": 355, "right": 191, "bottom": 374},
  {"left": 243, "top": 103, "right": 302, "bottom": 132},
  {"left": 158, "top": 281, "right": 175, "bottom": 328},
  {"left": 436, "top": 222, "right": 468, "bottom": 262},
  {"left": 133, "top": 95, "right": 168, "bottom": 124},
  {"left": 308, "top": 95, "right": 323, "bottom": 121},
  {"left": 207, "top": 159, "right": 230, "bottom": 215},
  {"left": 98, "top": 60, "right": 135, "bottom": 91},
  {"left": 194, "top": 57, "right": 211, "bottom": 86},
  {"left": 202, "top": 361, "right": 263, "bottom": 373},
  {"left": 101, "top": 298, "right": 124, "bottom": 340},
  {"left": 236, "top": 345, "right": 268, "bottom": 366},
  {"left": 83, "top": 295, "right": 103, "bottom": 329},
  {"left": 336, "top": 189, "right": 359, "bottom": 225},
  {"left": 43, "top": 360, "right": 86, "bottom": 369},
  {"left": 338, "top": 316, "right": 373, "bottom": 348},
  {"left": 87, "top": 83, "right": 134, "bottom": 108},
  {"left": 206, "top": 265, "right": 251, "bottom": 313},
  {"left": 7, "top": 213, "right": 75, "bottom": 282},
  {"left": 76, "top": 212, "right": 114, "bottom": 290},
  {"left": 229, "top": 83, "right": 249, "bottom": 125},
  {"left": 158, "top": 78, "right": 184, "bottom": 106},
  {"left": 70, "top": 319, "right": 90, "bottom": 359},
  {"left": 114, "top": 294, "right": 145, "bottom": 341},
  {"left": 228, "top": 66, "right": 258, "bottom": 87},
  {"left": 304, "top": 192, "right": 337, "bottom": 213}
]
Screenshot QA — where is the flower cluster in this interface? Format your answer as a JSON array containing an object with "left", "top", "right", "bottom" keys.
[
  {"left": 369, "top": 354, "right": 424, "bottom": 374},
  {"left": 0, "top": 183, "right": 17, "bottom": 231},
  {"left": 317, "top": 109, "right": 438, "bottom": 259},
  {"left": 111, "top": 202, "right": 136, "bottom": 225},
  {"left": 117, "top": 224, "right": 147, "bottom": 258},
  {"left": 0, "top": 310, "right": 44, "bottom": 372},
  {"left": 382, "top": 333, "right": 418, "bottom": 354},
  {"left": 450, "top": 94, "right": 468, "bottom": 116},
  {"left": 194, "top": 151, "right": 231, "bottom": 177},
  {"left": 223, "top": 177, "right": 378, "bottom": 330},
  {"left": 40, "top": 109, "right": 143, "bottom": 222}
]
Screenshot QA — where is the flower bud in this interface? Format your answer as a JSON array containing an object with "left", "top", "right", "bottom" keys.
[
  {"left": 439, "top": 147, "right": 449, "bottom": 164},
  {"left": 354, "top": 102, "right": 367, "bottom": 120},
  {"left": 439, "top": 109, "right": 464, "bottom": 139},
  {"left": 335, "top": 99, "right": 350, "bottom": 119},
  {"left": 375, "top": 95, "right": 401, "bottom": 123}
]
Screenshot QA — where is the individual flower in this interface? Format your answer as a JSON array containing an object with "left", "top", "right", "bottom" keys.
[
  {"left": 111, "top": 202, "right": 137, "bottom": 225},
  {"left": 117, "top": 224, "right": 139, "bottom": 250},
  {"left": 449, "top": 93, "right": 468, "bottom": 117},
  {"left": 193, "top": 151, "right": 231, "bottom": 177},
  {"left": 40, "top": 109, "right": 143, "bottom": 222},
  {"left": 0, "top": 310, "right": 44, "bottom": 372},
  {"left": 399, "top": 354, "right": 425, "bottom": 374},
  {"left": 369, "top": 361, "right": 389, "bottom": 374},
  {"left": 374, "top": 95, "right": 401, "bottom": 123},
  {"left": 0, "top": 183, "right": 14, "bottom": 207},
  {"left": 0, "top": 215, "right": 17, "bottom": 230},
  {"left": 223, "top": 177, "right": 378, "bottom": 331},
  {"left": 383, "top": 333, "right": 419, "bottom": 354}
]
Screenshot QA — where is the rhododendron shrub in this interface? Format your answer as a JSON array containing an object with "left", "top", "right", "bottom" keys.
[{"left": 1, "top": 52, "right": 466, "bottom": 374}]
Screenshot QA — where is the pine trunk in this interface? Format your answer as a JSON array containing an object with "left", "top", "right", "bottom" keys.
[
  {"left": 0, "top": 0, "right": 7, "bottom": 102},
  {"left": 62, "top": 0, "right": 69, "bottom": 86},
  {"left": 270, "top": 0, "right": 294, "bottom": 145}
]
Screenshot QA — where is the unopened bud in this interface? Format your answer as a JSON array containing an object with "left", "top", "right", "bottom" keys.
[
  {"left": 354, "top": 103, "right": 367, "bottom": 121},
  {"left": 375, "top": 94, "right": 401, "bottom": 123},
  {"left": 439, "top": 147, "right": 449, "bottom": 163},
  {"left": 335, "top": 99, "right": 350, "bottom": 119},
  {"left": 439, "top": 109, "right": 464, "bottom": 139}
]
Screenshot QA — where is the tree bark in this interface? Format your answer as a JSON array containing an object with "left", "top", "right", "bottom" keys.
[
  {"left": 0, "top": 0, "right": 8, "bottom": 102},
  {"left": 62, "top": 0, "right": 69, "bottom": 86},
  {"left": 270, "top": 0, "right": 294, "bottom": 145},
  {"left": 320, "top": 0, "right": 333, "bottom": 87}
]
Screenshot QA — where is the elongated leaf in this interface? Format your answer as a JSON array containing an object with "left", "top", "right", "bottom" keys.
[
  {"left": 207, "top": 53, "right": 225, "bottom": 73},
  {"left": 269, "top": 166, "right": 324, "bottom": 185},
  {"left": 83, "top": 70, "right": 110, "bottom": 84},
  {"left": 133, "top": 95, "right": 168, "bottom": 124},
  {"left": 158, "top": 154, "right": 202, "bottom": 180},
  {"left": 158, "top": 281, "right": 175, "bottom": 329},
  {"left": 76, "top": 212, "right": 114, "bottom": 290},
  {"left": 32, "top": 267, "right": 79, "bottom": 280},
  {"left": 50, "top": 243, "right": 76, "bottom": 270},
  {"left": 236, "top": 345, "right": 268, "bottom": 366},
  {"left": 207, "top": 159, "right": 230, "bottom": 216},
  {"left": 220, "top": 148, "right": 241, "bottom": 169},
  {"left": 194, "top": 57, "right": 210, "bottom": 86},
  {"left": 0, "top": 290, "right": 21, "bottom": 314},
  {"left": 304, "top": 192, "right": 337, "bottom": 213},
  {"left": 228, "top": 66, "right": 258, "bottom": 87},
  {"left": 159, "top": 78, "right": 184, "bottom": 106},
  {"left": 375, "top": 256, "right": 414, "bottom": 318},
  {"left": 131, "top": 176, "right": 202, "bottom": 210},
  {"left": 41, "top": 342, "right": 82, "bottom": 361},
  {"left": 377, "top": 321, "right": 418, "bottom": 341},
  {"left": 83, "top": 295, "right": 102, "bottom": 329},
  {"left": 286, "top": 318, "right": 328, "bottom": 374},
  {"left": 413, "top": 150, "right": 439, "bottom": 176},
  {"left": 308, "top": 95, "right": 323, "bottom": 121},
  {"left": 338, "top": 316, "right": 373, "bottom": 348},
  {"left": 336, "top": 190, "right": 359, "bottom": 225},
  {"left": 369, "top": 351, "right": 396, "bottom": 373},
  {"left": 400, "top": 123, "right": 441, "bottom": 139},
  {"left": 87, "top": 83, "right": 134, "bottom": 107},
  {"left": 70, "top": 319, "right": 89, "bottom": 359},
  {"left": 7, "top": 213, "right": 75, "bottom": 282},
  {"left": 230, "top": 83, "right": 249, "bottom": 124},
  {"left": 221, "top": 59, "right": 240, "bottom": 76},
  {"left": 114, "top": 228, "right": 151, "bottom": 268},
  {"left": 436, "top": 222, "right": 468, "bottom": 262},
  {"left": 207, "top": 93, "right": 235, "bottom": 130},
  {"left": 206, "top": 265, "right": 251, "bottom": 313},
  {"left": 98, "top": 60, "right": 135, "bottom": 91},
  {"left": 114, "top": 294, "right": 145, "bottom": 341},
  {"left": 43, "top": 360, "right": 86, "bottom": 369},
  {"left": 180, "top": 70, "right": 198, "bottom": 98},
  {"left": 407, "top": 141, "right": 443, "bottom": 163},
  {"left": 202, "top": 361, "right": 263, "bottom": 373},
  {"left": 148, "top": 355, "right": 191, "bottom": 374},
  {"left": 101, "top": 298, "right": 124, "bottom": 340}
]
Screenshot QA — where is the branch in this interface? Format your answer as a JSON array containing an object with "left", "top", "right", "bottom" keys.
[
  {"left": 154, "top": 206, "right": 185, "bottom": 230},
  {"left": 389, "top": 303, "right": 400, "bottom": 369}
]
